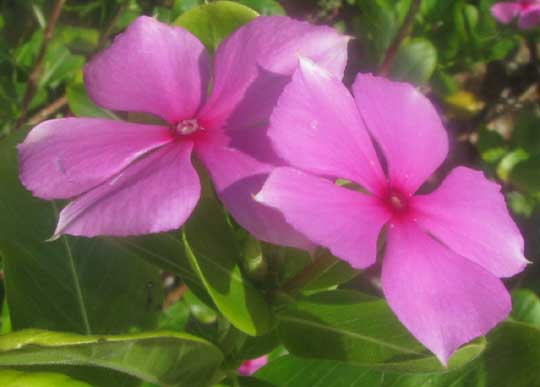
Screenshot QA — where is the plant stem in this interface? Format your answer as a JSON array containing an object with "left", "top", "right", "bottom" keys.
[
  {"left": 15, "top": 0, "right": 66, "bottom": 130},
  {"left": 28, "top": 94, "right": 67, "bottom": 126},
  {"left": 281, "top": 252, "right": 337, "bottom": 295},
  {"left": 379, "top": 0, "right": 422, "bottom": 76}
]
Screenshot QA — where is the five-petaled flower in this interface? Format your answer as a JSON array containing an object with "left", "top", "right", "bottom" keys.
[
  {"left": 238, "top": 355, "right": 268, "bottom": 376},
  {"left": 255, "top": 58, "right": 529, "bottom": 364},
  {"left": 18, "top": 16, "right": 348, "bottom": 246},
  {"left": 491, "top": 0, "right": 540, "bottom": 28}
]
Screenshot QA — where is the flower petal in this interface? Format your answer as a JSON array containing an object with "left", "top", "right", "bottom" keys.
[
  {"left": 195, "top": 144, "right": 313, "bottom": 251},
  {"left": 198, "top": 16, "right": 349, "bottom": 132},
  {"left": 382, "top": 221, "right": 511, "bottom": 365},
  {"left": 519, "top": 6, "right": 540, "bottom": 29},
  {"left": 412, "top": 167, "right": 528, "bottom": 277},
  {"left": 18, "top": 118, "right": 173, "bottom": 200},
  {"left": 54, "top": 142, "right": 200, "bottom": 237},
  {"left": 491, "top": 2, "right": 521, "bottom": 24},
  {"left": 255, "top": 167, "right": 390, "bottom": 268},
  {"left": 85, "top": 16, "right": 210, "bottom": 124},
  {"left": 268, "top": 58, "right": 385, "bottom": 193},
  {"left": 353, "top": 74, "right": 448, "bottom": 195}
]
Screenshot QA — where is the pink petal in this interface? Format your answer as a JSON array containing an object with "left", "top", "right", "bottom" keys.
[
  {"left": 412, "top": 167, "right": 528, "bottom": 278},
  {"left": 85, "top": 16, "right": 210, "bottom": 124},
  {"left": 382, "top": 221, "right": 511, "bottom": 365},
  {"left": 267, "top": 57, "right": 385, "bottom": 193},
  {"left": 491, "top": 2, "right": 521, "bottom": 24},
  {"left": 238, "top": 355, "right": 268, "bottom": 376},
  {"left": 519, "top": 6, "right": 540, "bottom": 28},
  {"left": 54, "top": 142, "right": 200, "bottom": 238},
  {"left": 198, "top": 16, "right": 349, "bottom": 133},
  {"left": 18, "top": 118, "right": 173, "bottom": 200},
  {"left": 352, "top": 74, "right": 448, "bottom": 196},
  {"left": 195, "top": 144, "right": 313, "bottom": 251},
  {"left": 255, "top": 167, "right": 391, "bottom": 268}
]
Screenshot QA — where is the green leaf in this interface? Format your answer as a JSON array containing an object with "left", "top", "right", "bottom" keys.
[
  {"left": 0, "top": 369, "right": 92, "bottom": 387},
  {"left": 0, "top": 130, "right": 163, "bottom": 335},
  {"left": 484, "top": 321, "right": 540, "bottom": 387},
  {"left": 175, "top": 0, "right": 258, "bottom": 52},
  {"left": 511, "top": 289, "right": 540, "bottom": 327},
  {"left": 66, "top": 82, "right": 118, "bottom": 119},
  {"left": 183, "top": 198, "right": 274, "bottom": 336},
  {"left": 390, "top": 38, "right": 437, "bottom": 84},
  {"left": 508, "top": 154, "right": 540, "bottom": 193},
  {"left": 0, "top": 329, "right": 223, "bottom": 387},
  {"left": 277, "top": 290, "right": 484, "bottom": 371},
  {"left": 235, "top": 0, "right": 285, "bottom": 15},
  {"left": 303, "top": 260, "right": 359, "bottom": 291},
  {"left": 255, "top": 354, "right": 486, "bottom": 387}
]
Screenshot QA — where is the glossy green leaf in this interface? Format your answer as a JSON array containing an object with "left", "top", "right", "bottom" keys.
[
  {"left": 254, "top": 354, "right": 485, "bottom": 387},
  {"left": 277, "top": 290, "right": 484, "bottom": 371},
  {"left": 0, "top": 329, "right": 223, "bottom": 387},
  {"left": 303, "top": 259, "right": 359, "bottom": 291},
  {"left": 183, "top": 198, "right": 274, "bottom": 336},
  {"left": 390, "top": 38, "right": 437, "bottom": 84},
  {"left": 0, "top": 369, "right": 92, "bottom": 387},
  {"left": 0, "top": 130, "right": 163, "bottom": 335},
  {"left": 511, "top": 289, "right": 540, "bottom": 327},
  {"left": 175, "top": 1, "right": 258, "bottom": 52}
]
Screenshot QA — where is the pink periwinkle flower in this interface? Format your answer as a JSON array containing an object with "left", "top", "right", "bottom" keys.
[
  {"left": 238, "top": 355, "right": 268, "bottom": 376},
  {"left": 491, "top": 0, "right": 540, "bottom": 29},
  {"left": 18, "top": 16, "right": 348, "bottom": 245},
  {"left": 255, "top": 58, "right": 529, "bottom": 364}
]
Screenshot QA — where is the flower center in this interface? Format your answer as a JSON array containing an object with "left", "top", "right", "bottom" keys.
[
  {"left": 381, "top": 187, "right": 410, "bottom": 217},
  {"left": 174, "top": 119, "right": 203, "bottom": 136}
]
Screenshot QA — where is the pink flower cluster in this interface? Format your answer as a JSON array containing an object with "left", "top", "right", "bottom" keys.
[{"left": 18, "top": 15, "right": 527, "bottom": 365}]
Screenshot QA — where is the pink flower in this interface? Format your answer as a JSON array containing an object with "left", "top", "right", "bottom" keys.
[
  {"left": 255, "top": 58, "right": 529, "bottom": 364},
  {"left": 238, "top": 355, "right": 268, "bottom": 376},
  {"left": 18, "top": 16, "right": 348, "bottom": 245},
  {"left": 491, "top": 0, "right": 540, "bottom": 29}
]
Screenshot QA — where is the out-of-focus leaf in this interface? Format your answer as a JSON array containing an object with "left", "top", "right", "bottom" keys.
[
  {"left": 443, "top": 90, "right": 485, "bottom": 118},
  {"left": 390, "top": 38, "right": 437, "bottom": 84},
  {"left": 477, "top": 127, "right": 507, "bottom": 164},
  {"left": 66, "top": 83, "right": 118, "bottom": 119},
  {"left": 0, "top": 130, "right": 163, "bottom": 336},
  {"left": 484, "top": 321, "right": 540, "bottom": 387},
  {"left": 238, "top": 330, "right": 280, "bottom": 360},
  {"left": 255, "top": 354, "right": 486, "bottom": 387},
  {"left": 183, "top": 198, "right": 274, "bottom": 336},
  {"left": 511, "top": 289, "right": 540, "bottom": 326},
  {"left": 498, "top": 149, "right": 529, "bottom": 181},
  {"left": 507, "top": 191, "right": 536, "bottom": 218},
  {"left": 159, "top": 300, "right": 190, "bottom": 332},
  {"left": 0, "top": 329, "right": 223, "bottom": 387},
  {"left": 0, "top": 369, "right": 92, "bottom": 387},
  {"left": 235, "top": 0, "right": 285, "bottom": 15},
  {"left": 175, "top": 1, "right": 258, "bottom": 52},
  {"left": 508, "top": 154, "right": 540, "bottom": 192},
  {"left": 277, "top": 290, "right": 485, "bottom": 371}
]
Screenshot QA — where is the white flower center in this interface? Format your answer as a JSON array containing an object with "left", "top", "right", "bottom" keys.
[{"left": 175, "top": 119, "right": 202, "bottom": 135}]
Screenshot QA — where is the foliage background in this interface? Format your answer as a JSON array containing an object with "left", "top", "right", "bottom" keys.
[{"left": 0, "top": 0, "right": 540, "bottom": 386}]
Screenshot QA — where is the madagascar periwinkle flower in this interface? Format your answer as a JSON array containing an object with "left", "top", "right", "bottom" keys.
[
  {"left": 18, "top": 16, "right": 348, "bottom": 245},
  {"left": 238, "top": 355, "right": 268, "bottom": 376},
  {"left": 491, "top": 0, "right": 540, "bottom": 28},
  {"left": 255, "top": 58, "right": 529, "bottom": 364}
]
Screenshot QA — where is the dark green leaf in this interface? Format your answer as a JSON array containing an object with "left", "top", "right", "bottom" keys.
[
  {"left": 255, "top": 354, "right": 486, "bottom": 387},
  {"left": 0, "top": 130, "right": 163, "bottom": 335},
  {"left": 277, "top": 290, "right": 484, "bottom": 371},
  {"left": 511, "top": 289, "right": 540, "bottom": 327},
  {"left": 66, "top": 83, "right": 118, "bottom": 119}
]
